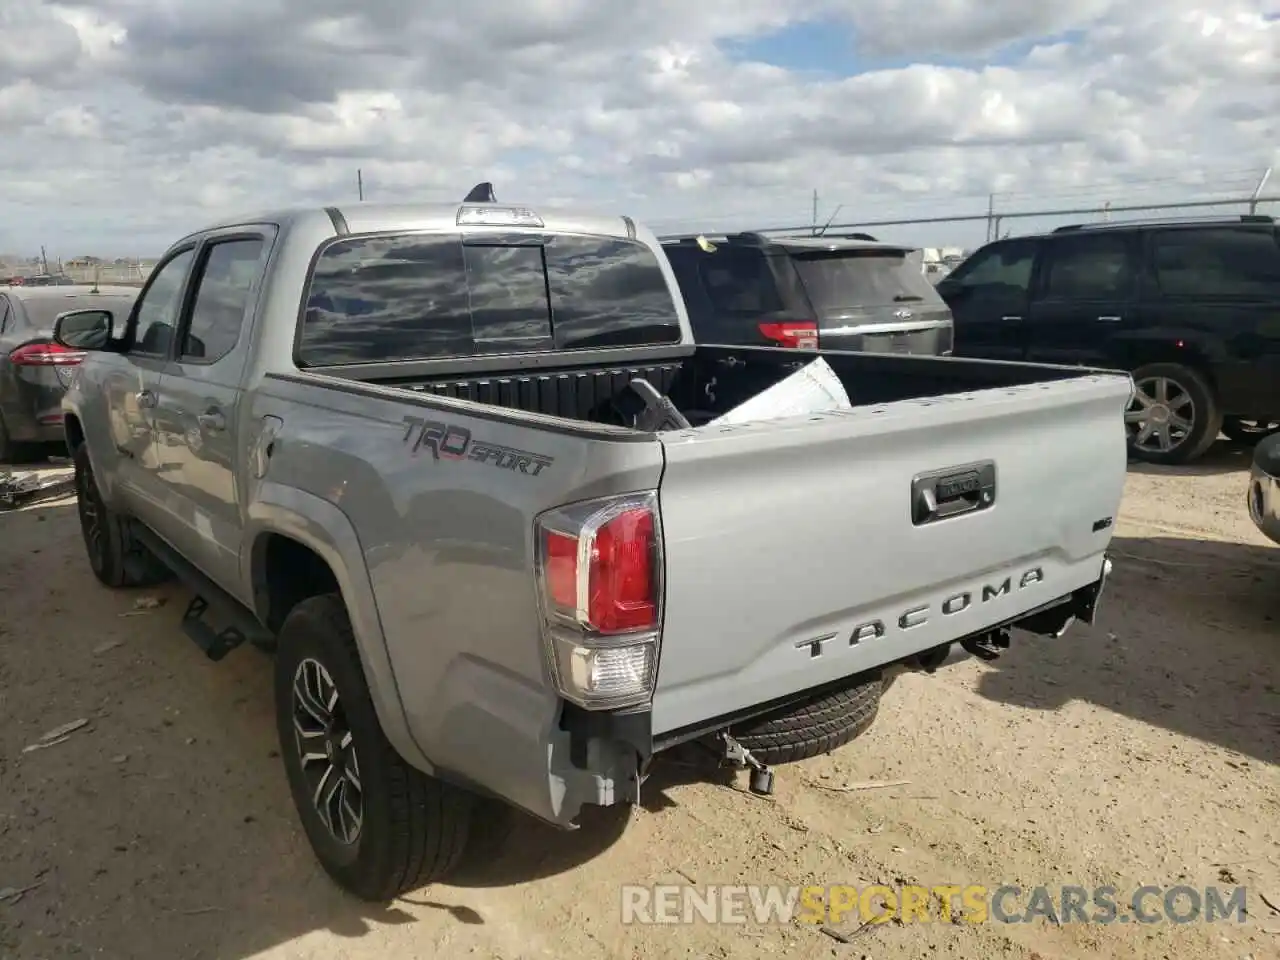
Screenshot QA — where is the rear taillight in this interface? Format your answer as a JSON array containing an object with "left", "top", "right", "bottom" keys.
[
  {"left": 9, "top": 341, "right": 85, "bottom": 366},
  {"left": 758, "top": 321, "right": 818, "bottom": 349},
  {"left": 535, "top": 491, "right": 662, "bottom": 709}
]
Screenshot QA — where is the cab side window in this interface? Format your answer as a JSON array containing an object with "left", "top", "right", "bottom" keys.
[
  {"left": 180, "top": 239, "right": 266, "bottom": 363},
  {"left": 131, "top": 248, "right": 196, "bottom": 357}
]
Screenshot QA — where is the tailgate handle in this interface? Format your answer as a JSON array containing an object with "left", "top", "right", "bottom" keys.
[{"left": 912, "top": 461, "right": 996, "bottom": 526}]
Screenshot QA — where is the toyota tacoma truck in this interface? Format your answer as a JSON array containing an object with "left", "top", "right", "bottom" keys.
[{"left": 55, "top": 189, "right": 1127, "bottom": 901}]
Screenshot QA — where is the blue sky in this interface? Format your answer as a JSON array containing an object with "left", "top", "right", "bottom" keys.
[
  {"left": 722, "top": 18, "right": 1083, "bottom": 76},
  {"left": 725, "top": 19, "right": 875, "bottom": 76}
]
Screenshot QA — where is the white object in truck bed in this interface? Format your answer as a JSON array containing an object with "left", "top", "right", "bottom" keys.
[{"left": 711, "top": 357, "right": 853, "bottom": 425}]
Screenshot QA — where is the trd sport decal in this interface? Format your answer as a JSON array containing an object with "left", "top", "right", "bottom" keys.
[{"left": 401, "top": 416, "right": 554, "bottom": 477}]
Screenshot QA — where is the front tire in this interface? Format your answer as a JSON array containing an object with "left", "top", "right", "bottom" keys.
[
  {"left": 1125, "top": 363, "right": 1222, "bottom": 465},
  {"left": 72, "top": 443, "right": 171, "bottom": 588},
  {"left": 274, "top": 593, "right": 473, "bottom": 901}
]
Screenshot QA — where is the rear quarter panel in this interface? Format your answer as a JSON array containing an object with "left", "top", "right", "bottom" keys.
[{"left": 246, "top": 376, "right": 665, "bottom": 820}]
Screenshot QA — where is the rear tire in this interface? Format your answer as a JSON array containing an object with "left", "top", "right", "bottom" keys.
[
  {"left": 729, "top": 674, "right": 883, "bottom": 765},
  {"left": 274, "top": 593, "right": 474, "bottom": 901},
  {"left": 72, "top": 443, "right": 172, "bottom": 588},
  {"left": 1126, "top": 363, "right": 1221, "bottom": 466}
]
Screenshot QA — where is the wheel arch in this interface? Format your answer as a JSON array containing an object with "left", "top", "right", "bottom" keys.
[
  {"left": 1108, "top": 335, "right": 1222, "bottom": 398},
  {"left": 246, "top": 484, "right": 436, "bottom": 775},
  {"left": 63, "top": 411, "right": 85, "bottom": 452}
]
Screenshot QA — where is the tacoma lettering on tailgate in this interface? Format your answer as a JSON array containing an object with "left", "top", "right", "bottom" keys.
[
  {"left": 401, "top": 415, "right": 554, "bottom": 477},
  {"left": 796, "top": 566, "right": 1044, "bottom": 658}
]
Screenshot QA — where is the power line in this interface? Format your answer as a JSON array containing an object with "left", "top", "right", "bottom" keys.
[{"left": 646, "top": 165, "right": 1273, "bottom": 231}]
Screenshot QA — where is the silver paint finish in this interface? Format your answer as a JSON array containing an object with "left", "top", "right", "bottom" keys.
[
  {"left": 63, "top": 199, "right": 1130, "bottom": 829},
  {"left": 651, "top": 374, "right": 1130, "bottom": 735}
]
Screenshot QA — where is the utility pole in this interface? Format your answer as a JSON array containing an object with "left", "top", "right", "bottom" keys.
[
  {"left": 357, "top": 169, "right": 364, "bottom": 202},
  {"left": 1249, "top": 167, "right": 1272, "bottom": 214},
  {"left": 40, "top": 245, "right": 48, "bottom": 274},
  {"left": 984, "top": 194, "right": 995, "bottom": 243},
  {"left": 812, "top": 189, "right": 818, "bottom": 235}
]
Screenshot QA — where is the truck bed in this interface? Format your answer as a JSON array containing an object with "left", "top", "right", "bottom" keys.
[
  {"left": 297, "top": 344, "right": 1129, "bottom": 741},
  {"left": 338, "top": 345, "right": 1097, "bottom": 429}
]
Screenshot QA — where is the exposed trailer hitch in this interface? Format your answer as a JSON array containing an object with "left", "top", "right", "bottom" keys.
[
  {"left": 713, "top": 731, "right": 775, "bottom": 796},
  {"left": 961, "top": 627, "right": 1011, "bottom": 661}
]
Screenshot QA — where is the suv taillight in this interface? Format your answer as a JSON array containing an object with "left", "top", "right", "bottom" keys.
[
  {"left": 535, "top": 491, "right": 662, "bottom": 709},
  {"left": 9, "top": 341, "right": 85, "bottom": 366},
  {"left": 759, "top": 321, "right": 818, "bottom": 349}
]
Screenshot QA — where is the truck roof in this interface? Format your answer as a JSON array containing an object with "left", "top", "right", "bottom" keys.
[{"left": 183, "top": 202, "right": 643, "bottom": 246}]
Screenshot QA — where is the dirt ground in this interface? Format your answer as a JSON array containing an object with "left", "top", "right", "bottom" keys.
[{"left": 1, "top": 441, "right": 1278, "bottom": 960}]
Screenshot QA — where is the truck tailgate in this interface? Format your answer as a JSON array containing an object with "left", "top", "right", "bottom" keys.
[{"left": 651, "top": 372, "right": 1131, "bottom": 736}]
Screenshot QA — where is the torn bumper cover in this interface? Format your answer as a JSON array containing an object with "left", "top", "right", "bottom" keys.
[
  {"left": 551, "top": 554, "right": 1113, "bottom": 822},
  {"left": 1006, "top": 554, "right": 1113, "bottom": 638}
]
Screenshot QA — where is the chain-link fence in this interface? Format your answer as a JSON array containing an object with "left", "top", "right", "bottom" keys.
[
  {"left": 6, "top": 177, "right": 1276, "bottom": 284},
  {"left": 753, "top": 193, "right": 1278, "bottom": 244},
  {"left": 61, "top": 262, "right": 152, "bottom": 286}
]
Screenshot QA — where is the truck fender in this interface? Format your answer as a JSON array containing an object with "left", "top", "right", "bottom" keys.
[
  {"left": 244, "top": 482, "right": 436, "bottom": 775},
  {"left": 61, "top": 406, "right": 124, "bottom": 508}
]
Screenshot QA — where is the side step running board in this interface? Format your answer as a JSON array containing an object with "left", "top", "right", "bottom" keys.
[{"left": 126, "top": 521, "right": 275, "bottom": 661}]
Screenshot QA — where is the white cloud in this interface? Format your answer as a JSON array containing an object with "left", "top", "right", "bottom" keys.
[{"left": 0, "top": 0, "right": 1276, "bottom": 255}]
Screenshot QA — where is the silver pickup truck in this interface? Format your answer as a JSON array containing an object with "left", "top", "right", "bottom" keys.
[{"left": 55, "top": 193, "right": 1128, "bottom": 901}]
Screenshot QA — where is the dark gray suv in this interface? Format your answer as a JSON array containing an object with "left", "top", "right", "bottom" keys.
[
  {"left": 661, "top": 231, "right": 953, "bottom": 355},
  {"left": 0, "top": 284, "right": 140, "bottom": 462}
]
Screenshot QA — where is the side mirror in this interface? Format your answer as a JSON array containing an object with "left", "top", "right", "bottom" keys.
[{"left": 53, "top": 309, "right": 114, "bottom": 351}]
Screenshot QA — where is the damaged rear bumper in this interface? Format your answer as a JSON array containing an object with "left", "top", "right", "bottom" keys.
[{"left": 547, "top": 554, "right": 1114, "bottom": 824}]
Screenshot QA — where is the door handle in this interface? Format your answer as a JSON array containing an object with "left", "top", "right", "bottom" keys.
[
  {"left": 1001, "top": 315, "right": 1022, "bottom": 322},
  {"left": 135, "top": 389, "right": 156, "bottom": 409},
  {"left": 197, "top": 409, "right": 226, "bottom": 432},
  {"left": 1097, "top": 315, "right": 1123, "bottom": 322}
]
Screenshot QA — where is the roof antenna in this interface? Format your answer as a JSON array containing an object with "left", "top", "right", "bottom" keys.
[
  {"left": 464, "top": 182, "right": 496, "bottom": 203},
  {"left": 815, "top": 203, "right": 845, "bottom": 237}
]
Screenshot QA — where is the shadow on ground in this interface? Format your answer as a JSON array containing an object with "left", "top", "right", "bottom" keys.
[
  {"left": 445, "top": 745, "right": 726, "bottom": 889},
  {"left": 1126, "top": 436, "right": 1255, "bottom": 478},
  {"left": 976, "top": 532, "right": 1280, "bottom": 766},
  {"left": 8, "top": 473, "right": 1279, "bottom": 960},
  {"left": 0, "top": 500, "right": 735, "bottom": 960}
]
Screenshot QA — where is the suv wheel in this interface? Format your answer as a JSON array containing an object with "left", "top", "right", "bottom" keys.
[
  {"left": 1125, "top": 363, "right": 1222, "bottom": 465},
  {"left": 1221, "top": 417, "right": 1280, "bottom": 446},
  {"left": 274, "top": 593, "right": 474, "bottom": 901}
]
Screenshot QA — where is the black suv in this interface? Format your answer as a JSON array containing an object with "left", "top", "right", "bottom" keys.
[
  {"left": 661, "top": 231, "right": 953, "bottom": 356},
  {"left": 936, "top": 215, "right": 1280, "bottom": 464}
]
